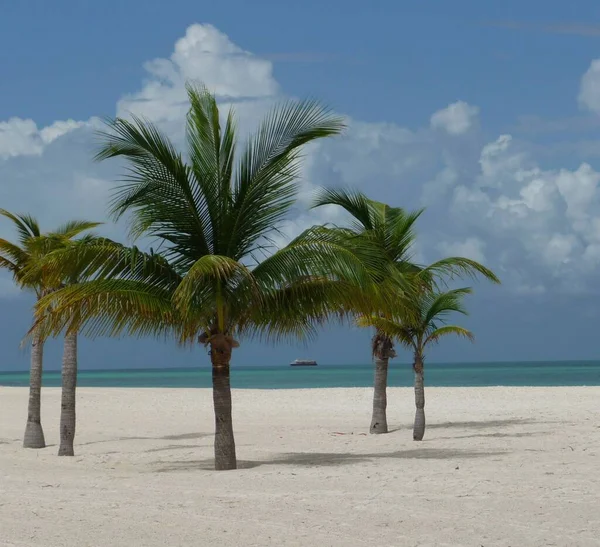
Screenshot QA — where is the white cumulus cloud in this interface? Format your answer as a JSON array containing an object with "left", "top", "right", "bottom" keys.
[{"left": 430, "top": 101, "right": 479, "bottom": 135}]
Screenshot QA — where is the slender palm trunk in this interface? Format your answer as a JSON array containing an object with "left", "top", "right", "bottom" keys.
[
  {"left": 413, "top": 351, "right": 425, "bottom": 441},
  {"left": 23, "top": 333, "right": 46, "bottom": 449},
  {"left": 209, "top": 334, "right": 236, "bottom": 470},
  {"left": 370, "top": 331, "right": 395, "bottom": 434},
  {"left": 370, "top": 357, "right": 388, "bottom": 433},
  {"left": 58, "top": 331, "right": 78, "bottom": 456}
]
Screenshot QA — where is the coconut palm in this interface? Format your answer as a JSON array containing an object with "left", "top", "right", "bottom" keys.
[
  {"left": 359, "top": 287, "right": 475, "bottom": 441},
  {"left": 32, "top": 84, "right": 384, "bottom": 470},
  {"left": 312, "top": 189, "right": 499, "bottom": 434},
  {"left": 0, "top": 211, "right": 100, "bottom": 449}
]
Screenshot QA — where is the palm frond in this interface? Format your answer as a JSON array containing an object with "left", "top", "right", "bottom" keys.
[
  {"left": 420, "top": 257, "right": 500, "bottom": 286},
  {"left": 97, "top": 115, "right": 212, "bottom": 266},
  {"left": 32, "top": 279, "right": 181, "bottom": 340},
  {"left": 0, "top": 256, "right": 18, "bottom": 275},
  {"left": 425, "top": 325, "right": 474, "bottom": 345},
  {"left": 53, "top": 220, "right": 103, "bottom": 238},
  {"left": 312, "top": 188, "right": 376, "bottom": 231},
  {"left": 383, "top": 207, "right": 423, "bottom": 263},
  {"left": 423, "top": 287, "right": 472, "bottom": 326},
  {"left": 0, "top": 238, "right": 28, "bottom": 268},
  {"left": 0, "top": 209, "right": 40, "bottom": 246},
  {"left": 173, "top": 254, "right": 258, "bottom": 319},
  {"left": 223, "top": 98, "right": 345, "bottom": 258},
  {"left": 185, "top": 84, "right": 236, "bottom": 254},
  {"left": 238, "top": 277, "right": 354, "bottom": 344}
]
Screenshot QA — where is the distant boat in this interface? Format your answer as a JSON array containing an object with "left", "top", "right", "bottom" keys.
[{"left": 290, "top": 359, "right": 318, "bottom": 367}]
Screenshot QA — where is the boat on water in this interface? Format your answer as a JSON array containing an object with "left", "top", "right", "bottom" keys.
[{"left": 290, "top": 359, "right": 318, "bottom": 367}]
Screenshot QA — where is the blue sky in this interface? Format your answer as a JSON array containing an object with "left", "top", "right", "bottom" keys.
[{"left": 2, "top": 1, "right": 600, "bottom": 370}]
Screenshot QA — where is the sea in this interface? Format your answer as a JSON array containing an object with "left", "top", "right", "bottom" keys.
[{"left": 1, "top": 361, "right": 599, "bottom": 388}]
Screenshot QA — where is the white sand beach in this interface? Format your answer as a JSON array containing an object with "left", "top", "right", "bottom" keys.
[{"left": 1, "top": 386, "right": 599, "bottom": 546}]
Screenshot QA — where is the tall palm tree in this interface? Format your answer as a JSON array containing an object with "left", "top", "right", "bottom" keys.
[
  {"left": 0, "top": 211, "right": 100, "bottom": 449},
  {"left": 360, "top": 287, "right": 475, "bottom": 441},
  {"left": 32, "top": 84, "right": 380, "bottom": 470},
  {"left": 312, "top": 189, "right": 499, "bottom": 434}
]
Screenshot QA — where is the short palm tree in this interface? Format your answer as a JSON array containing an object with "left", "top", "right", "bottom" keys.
[
  {"left": 360, "top": 287, "right": 475, "bottom": 441},
  {"left": 0, "top": 211, "right": 100, "bottom": 449},
  {"left": 32, "top": 84, "right": 383, "bottom": 470},
  {"left": 312, "top": 189, "right": 499, "bottom": 434}
]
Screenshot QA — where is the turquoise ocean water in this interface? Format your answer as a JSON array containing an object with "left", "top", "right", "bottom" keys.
[{"left": 1, "top": 361, "right": 599, "bottom": 388}]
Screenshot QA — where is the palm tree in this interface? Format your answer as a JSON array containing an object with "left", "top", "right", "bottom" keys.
[
  {"left": 32, "top": 84, "right": 383, "bottom": 470},
  {"left": 0, "top": 211, "right": 100, "bottom": 449},
  {"left": 312, "top": 189, "right": 499, "bottom": 434},
  {"left": 360, "top": 287, "right": 475, "bottom": 441},
  {"left": 28, "top": 232, "right": 109, "bottom": 457}
]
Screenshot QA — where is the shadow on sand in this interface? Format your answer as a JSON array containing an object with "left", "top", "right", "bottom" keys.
[
  {"left": 154, "top": 447, "right": 507, "bottom": 472},
  {"left": 78, "top": 432, "right": 208, "bottom": 447},
  {"left": 388, "top": 417, "right": 557, "bottom": 434}
]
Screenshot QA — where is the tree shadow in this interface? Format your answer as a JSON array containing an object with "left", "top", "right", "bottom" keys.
[
  {"left": 427, "top": 418, "right": 542, "bottom": 429},
  {"left": 389, "top": 418, "right": 545, "bottom": 433},
  {"left": 433, "top": 430, "right": 551, "bottom": 440},
  {"left": 154, "top": 447, "right": 507, "bottom": 473},
  {"left": 79, "top": 432, "right": 208, "bottom": 447},
  {"left": 145, "top": 443, "right": 209, "bottom": 454},
  {"left": 162, "top": 432, "right": 206, "bottom": 441}
]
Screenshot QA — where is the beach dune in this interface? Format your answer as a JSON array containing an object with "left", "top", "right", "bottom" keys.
[{"left": 1, "top": 386, "right": 599, "bottom": 546}]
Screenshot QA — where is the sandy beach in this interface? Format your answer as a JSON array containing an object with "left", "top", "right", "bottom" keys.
[{"left": 1, "top": 386, "right": 599, "bottom": 546}]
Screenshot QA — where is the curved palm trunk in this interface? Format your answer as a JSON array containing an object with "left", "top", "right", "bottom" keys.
[
  {"left": 413, "top": 352, "right": 425, "bottom": 441},
  {"left": 370, "top": 357, "right": 389, "bottom": 433},
  {"left": 23, "top": 333, "right": 46, "bottom": 449},
  {"left": 209, "top": 334, "right": 237, "bottom": 470},
  {"left": 58, "top": 331, "right": 78, "bottom": 456}
]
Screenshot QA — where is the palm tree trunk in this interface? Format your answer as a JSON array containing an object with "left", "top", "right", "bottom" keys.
[
  {"left": 370, "top": 357, "right": 388, "bottom": 433},
  {"left": 58, "top": 331, "right": 78, "bottom": 456},
  {"left": 23, "top": 334, "right": 46, "bottom": 449},
  {"left": 209, "top": 334, "right": 237, "bottom": 470},
  {"left": 413, "top": 352, "right": 425, "bottom": 441}
]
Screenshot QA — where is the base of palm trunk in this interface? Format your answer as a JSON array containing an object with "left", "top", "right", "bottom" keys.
[
  {"left": 369, "top": 416, "right": 388, "bottom": 434},
  {"left": 23, "top": 421, "right": 46, "bottom": 449},
  {"left": 58, "top": 443, "right": 75, "bottom": 456}
]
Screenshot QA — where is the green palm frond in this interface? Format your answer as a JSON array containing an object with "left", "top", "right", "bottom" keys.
[
  {"left": 0, "top": 238, "right": 28, "bottom": 270},
  {"left": 0, "top": 255, "right": 18, "bottom": 275},
  {"left": 33, "top": 278, "right": 182, "bottom": 340},
  {"left": 26, "top": 237, "right": 180, "bottom": 288},
  {"left": 422, "top": 287, "right": 472, "bottom": 326},
  {"left": 185, "top": 83, "right": 235, "bottom": 250},
  {"left": 97, "top": 114, "right": 211, "bottom": 267},
  {"left": 383, "top": 207, "right": 423, "bottom": 263},
  {"left": 173, "top": 255, "right": 258, "bottom": 321},
  {"left": 425, "top": 325, "right": 474, "bottom": 345},
  {"left": 223, "top": 98, "right": 345, "bottom": 258},
  {"left": 0, "top": 209, "right": 40, "bottom": 246},
  {"left": 238, "top": 277, "right": 354, "bottom": 344},
  {"left": 252, "top": 226, "right": 380, "bottom": 292},
  {"left": 53, "top": 220, "right": 103, "bottom": 238},
  {"left": 420, "top": 257, "right": 500, "bottom": 286},
  {"left": 312, "top": 188, "right": 376, "bottom": 231}
]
